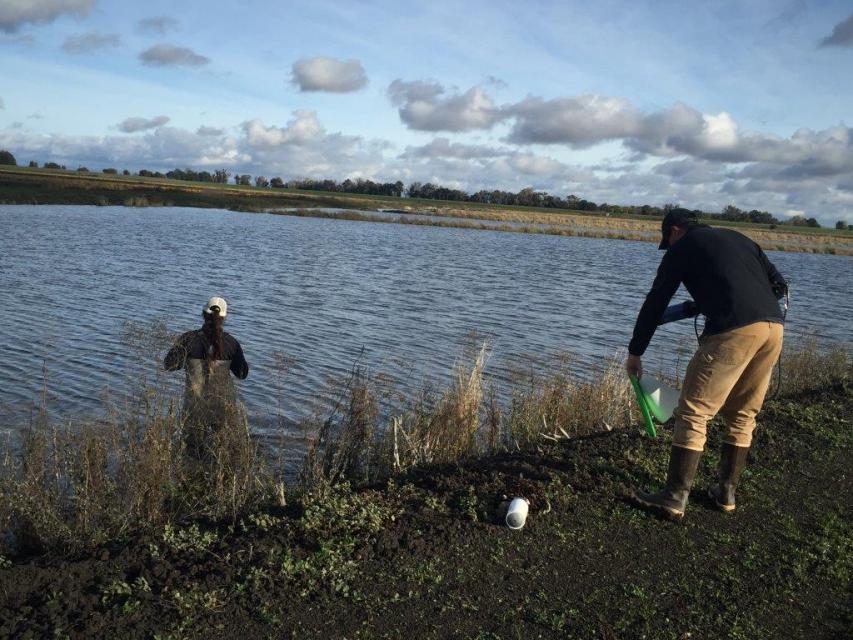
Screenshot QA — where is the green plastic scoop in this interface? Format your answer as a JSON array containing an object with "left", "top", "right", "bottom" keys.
[
  {"left": 630, "top": 375, "right": 681, "bottom": 438},
  {"left": 630, "top": 375, "right": 657, "bottom": 438}
]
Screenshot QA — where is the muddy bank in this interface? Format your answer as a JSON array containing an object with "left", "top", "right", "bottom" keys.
[{"left": 1, "top": 384, "right": 850, "bottom": 639}]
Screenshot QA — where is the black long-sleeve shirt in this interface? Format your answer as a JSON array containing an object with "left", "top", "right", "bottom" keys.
[
  {"left": 164, "top": 329, "right": 249, "bottom": 379},
  {"left": 629, "top": 226, "right": 786, "bottom": 356}
]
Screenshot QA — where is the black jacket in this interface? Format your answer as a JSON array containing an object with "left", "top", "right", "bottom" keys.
[
  {"left": 164, "top": 330, "right": 249, "bottom": 379},
  {"left": 629, "top": 226, "right": 786, "bottom": 356}
]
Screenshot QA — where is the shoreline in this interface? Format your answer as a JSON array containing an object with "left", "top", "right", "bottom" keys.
[
  {"left": 2, "top": 166, "right": 851, "bottom": 255},
  {"left": 1, "top": 382, "right": 850, "bottom": 639}
]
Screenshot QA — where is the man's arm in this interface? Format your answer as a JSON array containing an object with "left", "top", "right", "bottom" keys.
[{"left": 628, "top": 253, "right": 682, "bottom": 357}]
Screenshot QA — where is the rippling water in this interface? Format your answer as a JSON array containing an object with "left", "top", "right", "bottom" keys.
[{"left": 1, "top": 205, "right": 850, "bottom": 440}]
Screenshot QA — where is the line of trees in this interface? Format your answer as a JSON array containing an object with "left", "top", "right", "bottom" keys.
[
  {"left": 287, "top": 177, "right": 405, "bottom": 197},
  {"left": 1, "top": 149, "right": 840, "bottom": 228}
]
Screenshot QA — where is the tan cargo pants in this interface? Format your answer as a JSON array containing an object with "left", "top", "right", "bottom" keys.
[{"left": 673, "top": 321, "right": 784, "bottom": 451}]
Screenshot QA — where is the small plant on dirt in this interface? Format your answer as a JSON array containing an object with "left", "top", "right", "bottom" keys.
[
  {"left": 170, "top": 585, "right": 225, "bottom": 632},
  {"left": 423, "top": 494, "right": 448, "bottom": 513},
  {"left": 0, "top": 555, "right": 11, "bottom": 569},
  {"left": 301, "top": 482, "right": 395, "bottom": 540},
  {"left": 243, "top": 511, "right": 283, "bottom": 532},
  {"left": 400, "top": 558, "right": 445, "bottom": 586},
  {"left": 172, "top": 585, "right": 225, "bottom": 614},
  {"left": 541, "top": 475, "right": 575, "bottom": 512},
  {"left": 283, "top": 482, "right": 398, "bottom": 597},
  {"left": 100, "top": 579, "right": 133, "bottom": 608},
  {"left": 162, "top": 523, "right": 217, "bottom": 554},
  {"left": 457, "top": 485, "right": 480, "bottom": 522}
]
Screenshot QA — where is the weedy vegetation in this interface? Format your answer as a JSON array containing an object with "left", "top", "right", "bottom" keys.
[{"left": 0, "top": 330, "right": 848, "bottom": 558}]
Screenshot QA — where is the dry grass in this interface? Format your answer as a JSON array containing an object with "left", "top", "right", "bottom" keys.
[
  {"left": 503, "top": 355, "right": 635, "bottom": 447},
  {"left": 300, "top": 346, "right": 638, "bottom": 481},
  {"left": 0, "top": 333, "right": 848, "bottom": 555},
  {"left": 773, "top": 335, "right": 851, "bottom": 396},
  {"left": 0, "top": 326, "right": 273, "bottom": 556}
]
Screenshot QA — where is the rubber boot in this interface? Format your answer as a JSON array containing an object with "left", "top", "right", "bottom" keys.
[
  {"left": 708, "top": 443, "right": 749, "bottom": 512},
  {"left": 632, "top": 446, "right": 702, "bottom": 521}
]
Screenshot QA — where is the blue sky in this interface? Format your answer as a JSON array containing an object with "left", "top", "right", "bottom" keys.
[{"left": 1, "top": 0, "right": 852, "bottom": 223}]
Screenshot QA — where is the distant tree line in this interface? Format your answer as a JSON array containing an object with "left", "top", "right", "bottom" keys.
[
  {"left": 1, "top": 148, "right": 843, "bottom": 229},
  {"left": 286, "top": 177, "right": 405, "bottom": 197}
]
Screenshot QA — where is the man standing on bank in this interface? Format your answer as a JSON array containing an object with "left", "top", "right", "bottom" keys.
[{"left": 626, "top": 209, "right": 787, "bottom": 521}]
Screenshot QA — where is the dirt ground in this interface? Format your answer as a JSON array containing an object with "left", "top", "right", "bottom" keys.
[{"left": 1, "top": 384, "right": 850, "bottom": 640}]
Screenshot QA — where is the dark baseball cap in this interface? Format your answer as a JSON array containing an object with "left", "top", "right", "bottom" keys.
[{"left": 659, "top": 208, "right": 698, "bottom": 250}]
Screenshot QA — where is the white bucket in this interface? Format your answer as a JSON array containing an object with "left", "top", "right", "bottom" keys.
[
  {"left": 638, "top": 376, "right": 681, "bottom": 423},
  {"left": 505, "top": 497, "right": 530, "bottom": 530}
]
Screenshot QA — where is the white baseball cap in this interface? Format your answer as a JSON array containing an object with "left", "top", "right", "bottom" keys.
[{"left": 203, "top": 296, "right": 227, "bottom": 317}]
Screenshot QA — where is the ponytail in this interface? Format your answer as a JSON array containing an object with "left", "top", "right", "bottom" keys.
[{"left": 202, "top": 310, "right": 225, "bottom": 362}]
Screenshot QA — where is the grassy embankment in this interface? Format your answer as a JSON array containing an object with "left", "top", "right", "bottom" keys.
[
  {"left": 2, "top": 165, "right": 852, "bottom": 255},
  {"left": 0, "top": 337, "right": 850, "bottom": 639}
]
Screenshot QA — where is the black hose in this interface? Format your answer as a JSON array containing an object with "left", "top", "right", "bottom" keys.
[{"left": 767, "top": 289, "right": 790, "bottom": 401}]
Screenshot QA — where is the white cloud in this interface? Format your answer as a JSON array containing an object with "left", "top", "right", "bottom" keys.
[
  {"left": 388, "top": 80, "right": 503, "bottom": 132},
  {"left": 820, "top": 13, "right": 853, "bottom": 47},
  {"left": 239, "top": 113, "right": 385, "bottom": 179},
  {"left": 117, "top": 115, "right": 170, "bottom": 133},
  {"left": 506, "top": 94, "right": 643, "bottom": 146},
  {"left": 196, "top": 125, "right": 224, "bottom": 137},
  {"left": 62, "top": 31, "right": 120, "bottom": 54},
  {"left": 653, "top": 158, "right": 725, "bottom": 185},
  {"left": 139, "top": 43, "right": 209, "bottom": 67},
  {"left": 136, "top": 16, "right": 179, "bottom": 35},
  {"left": 399, "top": 137, "right": 507, "bottom": 160},
  {"left": 291, "top": 57, "right": 367, "bottom": 93},
  {"left": 242, "top": 112, "right": 324, "bottom": 147},
  {"left": 0, "top": 126, "right": 245, "bottom": 169},
  {"left": 499, "top": 91, "right": 853, "bottom": 181},
  {"left": 504, "top": 153, "right": 567, "bottom": 176},
  {"left": 696, "top": 112, "right": 739, "bottom": 151},
  {"left": 0, "top": 0, "right": 94, "bottom": 33}
]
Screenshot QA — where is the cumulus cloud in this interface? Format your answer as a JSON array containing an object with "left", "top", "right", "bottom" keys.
[
  {"left": 399, "top": 137, "right": 507, "bottom": 160},
  {"left": 499, "top": 90, "right": 853, "bottom": 182},
  {"left": 506, "top": 94, "right": 642, "bottom": 146},
  {"left": 117, "top": 115, "right": 170, "bottom": 133},
  {"left": 196, "top": 125, "right": 224, "bottom": 137},
  {"left": 387, "top": 81, "right": 853, "bottom": 185},
  {"left": 819, "top": 13, "right": 853, "bottom": 47},
  {"left": 388, "top": 80, "right": 503, "bottom": 132},
  {"left": 139, "top": 43, "right": 209, "bottom": 67},
  {"left": 502, "top": 153, "right": 567, "bottom": 176},
  {"left": 291, "top": 57, "right": 367, "bottom": 92},
  {"left": 136, "top": 16, "right": 179, "bottom": 35},
  {"left": 242, "top": 111, "right": 325, "bottom": 147},
  {"left": 62, "top": 31, "right": 120, "bottom": 54},
  {"left": 653, "top": 158, "right": 726, "bottom": 185},
  {"left": 0, "top": 126, "right": 246, "bottom": 170},
  {"left": 238, "top": 112, "right": 387, "bottom": 179},
  {"left": 0, "top": 0, "right": 94, "bottom": 33}
]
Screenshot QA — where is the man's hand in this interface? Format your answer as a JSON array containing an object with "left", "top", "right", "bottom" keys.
[{"left": 626, "top": 354, "right": 643, "bottom": 379}]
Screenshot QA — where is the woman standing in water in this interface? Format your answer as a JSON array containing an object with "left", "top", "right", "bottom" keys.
[{"left": 164, "top": 296, "right": 249, "bottom": 454}]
